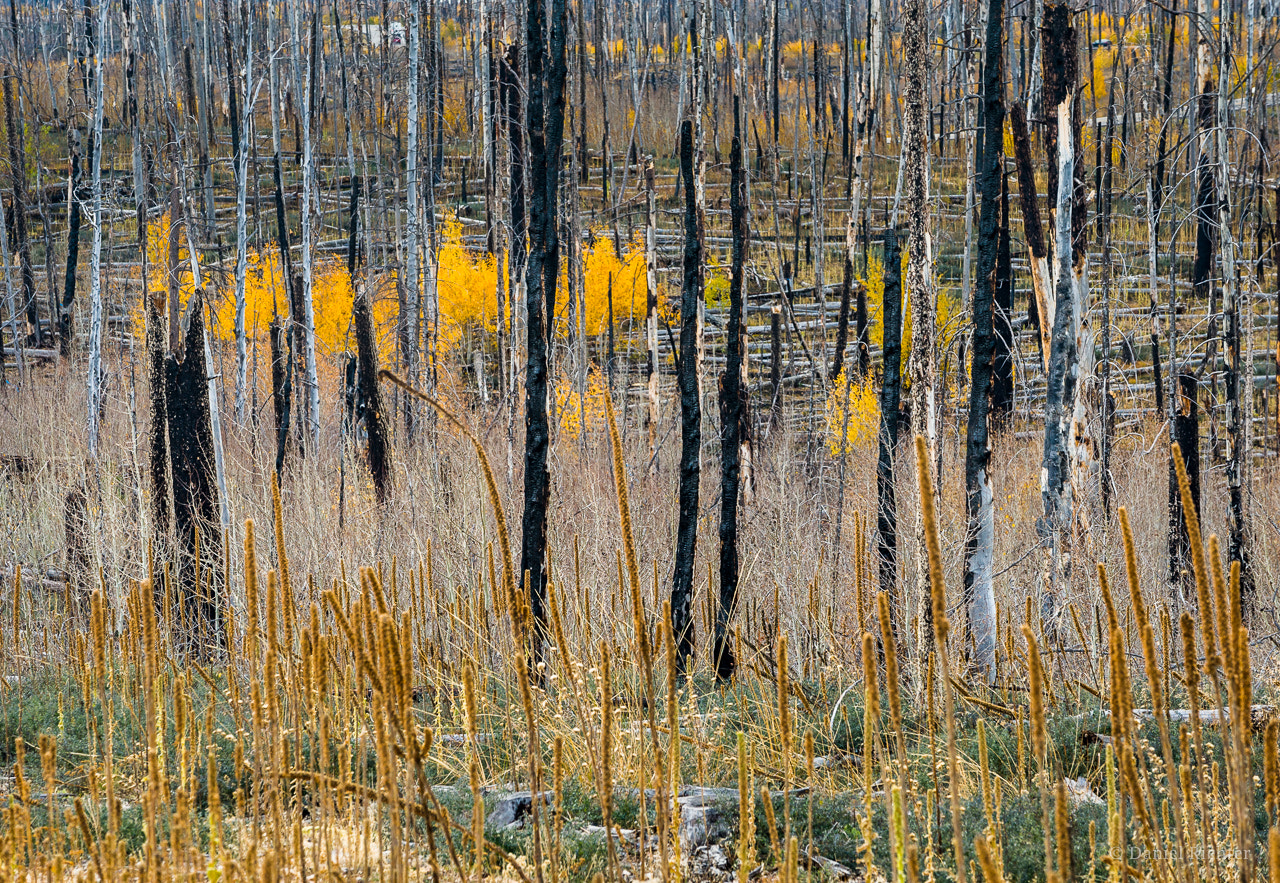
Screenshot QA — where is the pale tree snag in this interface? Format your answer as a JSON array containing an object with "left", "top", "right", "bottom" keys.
[
  {"left": 298, "top": 16, "right": 321, "bottom": 448},
  {"left": 1039, "top": 88, "right": 1076, "bottom": 633},
  {"left": 232, "top": 0, "right": 253, "bottom": 425},
  {"left": 963, "top": 0, "right": 1004, "bottom": 681},
  {"left": 1216, "top": 1, "right": 1253, "bottom": 611},
  {"left": 903, "top": 0, "right": 938, "bottom": 665},
  {"left": 672, "top": 119, "right": 701, "bottom": 675},
  {"left": 1009, "top": 104, "right": 1052, "bottom": 370},
  {"left": 644, "top": 158, "right": 660, "bottom": 473},
  {"left": 404, "top": 0, "right": 423, "bottom": 437},
  {"left": 85, "top": 0, "right": 106, "bottom": 457}
]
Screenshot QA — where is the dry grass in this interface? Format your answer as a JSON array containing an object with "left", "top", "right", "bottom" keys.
[{"left": 2, "top": 354, "right": 1280, "bottom": 882}]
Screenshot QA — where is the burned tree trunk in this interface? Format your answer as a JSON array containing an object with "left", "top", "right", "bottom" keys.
[
  {"left": 877, "top": 228, "right": 904, "bottom": 625},
  {"left": 672, "top": 119, "right": 702, "bottom": 674},
  {"left": 963, "top": 0, "right": 1004, "bottom": 679},
  {"left": 1038, "top": 6, "right": 1080, "bottom": 625},
  {"left": 354, "top": 284, "right": 390, "bottom": 504},
  {"left": 519, "top": 0, "right": 568, "bottom": 656},
  {"left": 61, "top": 131, "right": 84, "bottom": 355},
  {"left": 164, "top": 291, "right": 226, "bottom": 655},
  {"left": 1169, "top": 374, "right": 1200, "bottom": 594},
  {"left": 714, "top": 107, "right": 747, "bottom": 682}
]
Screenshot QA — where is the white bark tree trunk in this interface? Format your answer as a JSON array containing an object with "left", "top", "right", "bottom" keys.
[
  {"left": 86, "top": 0, "right": 107, "bottom": 457},
  {"left": 299, "top": 22, "right": 321, "bottom": 447}
]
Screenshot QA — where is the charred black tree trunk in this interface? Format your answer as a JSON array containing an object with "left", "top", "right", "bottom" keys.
[
  {"left": 346, "top": 175, "right": 362, "bottom": 278},
  {"left": 1169, "top": 373, "right": 1200, "bottom": 594},
  {"left": 1191, "top": 91, "right": 1217, "bottom": 306},
  {"left": 519, "top": 0, "right": 567, "bottom": 658},
  {"left": 61, "top": 132, "right": 85, "bottom": 354},
  {"left": 672, "top": 118, "right": 702, "bottom": 674},
  {"left": 147, "top": 286, "right": 171, "bottom": 542},
  {"left": 164, "top": 291, "right": 226, "bottom": 656},
  {"left": 715, "top": 107, "right": 748, "bottom": 683},
  {"left": 963, "top": 0, "right": 1004, "bottom": 676},
  {"left": 269, "top": 317, "right": 287, "bottom": 439},
  {"left": 877, "top": 228, "right": 903, "bottom": 620},
  {"left": 354, "top": 285, "right": 390, "bottom": 505}
]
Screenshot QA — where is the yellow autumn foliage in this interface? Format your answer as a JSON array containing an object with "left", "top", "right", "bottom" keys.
[
  {"left": 137, "top": 211, "right": 399, "bottom": 386},
  {"left": 859, "top": 243, "right": 960, "bottom": 376},
  {"left": 554, "top": 367, "right": 611, "bottom": 440},
  {"left": 825, "top": 368, "right": 880, "bottom": 456},
  {"left": 553, "top": 232, "right": 656, "bottom": 337}
]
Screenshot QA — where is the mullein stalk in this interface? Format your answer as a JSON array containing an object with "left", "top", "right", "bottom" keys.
[{"left": 916, "top": 436, "right": 965, "bottom": 883}]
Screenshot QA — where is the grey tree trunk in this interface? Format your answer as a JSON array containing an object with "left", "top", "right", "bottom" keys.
[
  {"left": 963, "top": 0, "right": 1004, "bottom": 679},
  {"left": 85, "top": 0, "right": 106, "bottom": 457},
  {"left": 903, "top": 0, "right": 938, "bottom": 665}
]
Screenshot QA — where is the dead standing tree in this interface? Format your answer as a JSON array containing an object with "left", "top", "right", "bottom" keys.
[
  {"left": 715, "top": 104, "right": 748, "bottom": 682},
  {"left": 902, "top": 0, "right": 938, "bottom": 666},
  {"left": 163, "top": 291, "right": 227, "bottom": 656},
  {"left": 1037, "top": 5, "right": 1085, "bottom": 630},
  {"left": 877, "top": 228, "right": 904, "bottom": 633},
  {"left": 520, "top": 0, "right": 569, "bottom": 659},
  {"left": 671, "top": 118, "right": 701, "bottom": 673},
  {"left": 962, "top": 0, "right": 1005, "bottom": 679}
]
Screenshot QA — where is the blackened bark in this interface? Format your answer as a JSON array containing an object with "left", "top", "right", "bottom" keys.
[
  {"left": 61, "top": 132, "right": 84, "bottom": 354},
  {"left": 354, "top": 285, "right": 390, "bottom": 504},
  {"left": 165, "top": 291, "right": 226, "bottom": 655},
  {"left": 991, "top": 167, "right": 1014, "bottom": 420},
  {"left": 269, "top": 317, "right": 286, "bottom": 438},
  {"left": 519, "top": 0, "right": 568, "bottom": 657},
  {"left": 963, "top": 0, "right": 1004, "bottom": 677},
  {"left": 1191, "top": 91, "right": 1216, "bottom": 304},
  {"left": 715, "top": 109, "right": 748, "bottom": 682},
  {"left": 877, "top": 228, "right": 903, "bottom": 618},
  {"left": 346, "top": 175, "right": 361, "bottom": 277},
  {"left": 1170, "top": 374, "right": 1200, "bottom": 593},
  {"left": 147, "top": 285, "right": 171, "bottom": 540},
  {"left": 673, "top": 119, "right": 701, "bottom": 674}
]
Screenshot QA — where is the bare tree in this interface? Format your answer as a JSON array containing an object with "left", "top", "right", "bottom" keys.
[
  {"left": 903, "top": 0, "right": 938, "bottom": 663},
  {"left": 672, "top": 118, "right": 701, "bottom": 674},
  {"left": 963, "top": 0, "right": 1004, "bottom": 679},
  {"left": 520, "top": 0, "right": 569, "bottom": 656}
]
